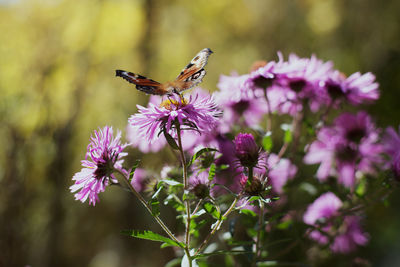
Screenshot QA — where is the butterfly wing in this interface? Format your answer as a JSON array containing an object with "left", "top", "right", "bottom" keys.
[
  {"left": 115, "top": 70, "right": 167, "bottom": 95},
  {"left": 174, "top": 48, "right": 213, "bottom": 92}
]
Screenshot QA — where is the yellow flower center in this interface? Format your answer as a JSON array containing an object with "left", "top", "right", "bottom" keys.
[{"left": 159, "top": 96, "right": 188, "bottom": 110}]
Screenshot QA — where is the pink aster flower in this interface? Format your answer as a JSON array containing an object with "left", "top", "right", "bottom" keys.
[
  {"left": 129, "top": 91, "right": 220, "bottom": 145},
  {"left": 383, "top": 126, "right": 400, "bottom": 177},
  {"left": 324, "top": 71, "right": 379, "bottom": 106},
  {"left": 303, "top": 192, "right": 342, "bottom": 225},
  {"left": 267, "top": 154, "right": 297, "bottom": 194},
  {"left": 70, "top": 126, "right": 127, "bottom": 206},
  {"left": 130, "top": 168, "right": 148, "bottom": 193},
  {"left": 214, "top": 73, "right": 268, "bottom": 132},
  {"left": 330, "top": 216, "right": 369, "bottom": 254},
  {"left": 304, "top": 111, "right": 383, "bottom": 188},
  {"left": 272, "top": 53, "right": 334, "bottom": 112}
]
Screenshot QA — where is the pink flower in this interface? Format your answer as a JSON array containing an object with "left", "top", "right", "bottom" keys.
[
  {"left": 324, "top": 71, "right": 379, "bottom": 105},
  {"left": 303, "top": 192, "right": 342, "bottom": 225},
  {"left": 215, "top": 73, "right": 268, "bottom": 132},
  {"left": 304, "top": 111, "right": 383, "bottom": 188},
  {"left": 234, "top": 133, "right": 262, "bottom": 169},
  {"left": 383, "top": 126, "right": 400, "bottom": 177},
  {"left": 70, "top": 126, "right": 127, "bottom": 206},
  {"left": 129, "top": 91, "right": 220, "bottom": 146},
  {"left": 267, "top": 154, "right": 297, "bottom": 194},
  {"left": 330, "top": 216, "right": 369, "bottom": 254},
  {"left": 130, "top": 168, "right": 148, "bottom": 193}
]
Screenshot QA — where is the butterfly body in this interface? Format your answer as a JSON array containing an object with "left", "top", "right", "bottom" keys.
[{"left": 116, "top": 48, "right": 213, "bottom": 95}]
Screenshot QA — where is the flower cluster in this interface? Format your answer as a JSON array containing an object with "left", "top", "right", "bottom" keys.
[
  {"left": 215, "top": 52, "right": 379, "bottom": 124},
  {"left": 303, "top": 192, "right": 369, "bottom": 253},
  {"left": 70, "top": 51, "right": 396, "bottom": 265},
  {"left": 304, "top": 111, "right": 383, "bottom": 188}
]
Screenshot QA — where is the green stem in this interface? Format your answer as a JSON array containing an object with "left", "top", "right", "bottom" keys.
[
  {"left": 115, "top": 169, "right": 181, "bottom": 245},
  {"left": 253, "top": 200, "right": 265, "bottom": 265},
  {"left": 194, "top": 196, "right": 239, "bottom": 257},
  {"left": 176, "top": 124, "right": 192, "bottom": 250}
]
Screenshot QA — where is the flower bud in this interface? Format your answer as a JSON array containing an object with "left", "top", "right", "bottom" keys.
[{"left": 235, "top": 133, "right": 260, "bottom": 168}]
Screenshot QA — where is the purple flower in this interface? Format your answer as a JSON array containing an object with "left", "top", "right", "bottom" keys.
[
  {"left": 234, "top": 133, "right": 261, "bottom": 169},
  {"left": 303, "top": 192, "right": 342, "bottom": 225},
  {"left": 383, "top": 126, "right": 400, "bottom": 177},
  {"left": 215, "top": 74, "right": 268, "bottom": 132},
  {"left": 70, "top": 126, "right": 127, "bottom": 206},
  {"left": 324, "top": 71, "right": 379, "bottom": 105},
  {"left": 304, "top": 111, "right": 383, "bottom": 188},
  {"left": 127, "top": 95, "right": 167, "bottom": 153},
  {"left": 272, "top": 53, "right": 334, "bottom": 112},
  {"left": 267, "top": 154, "right": 297, "bottom": 194},
  {"left": 330, "top": 216, "right": 369, "bottom": 254},
  {"left": 189, "top": 171, "right": 210, "bottom": 199},
  {"left": 129, "top": 90, "right": 220, "bottom": 145}
]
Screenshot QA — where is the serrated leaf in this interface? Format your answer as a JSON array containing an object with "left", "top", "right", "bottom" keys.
[
  {"left": 121, "top": 229, "right": 183, "bottom": 248},
  {"left": 208, "top": 163, "right": 216, "bottom": 182},
  {"left": 203, "top": 202, "right": 220, "bottom": 219},
  {"left": 164, "top": 131, "right": 179, "bottom": 150},
  {"left": 262, "top": 132, "right": 273, "bottom": 152},
  {"left": 149, "top": 198, "right": 160, "bottom": 216},
  {"left": 128, "top": 159, "right": 141, "bottom": 183},
  {"left": 189, "top": 147, "right": 218, "bottom": 166}
]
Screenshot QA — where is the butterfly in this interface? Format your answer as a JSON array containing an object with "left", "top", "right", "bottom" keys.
[{"left": 116, "top": 48, "right": 213, "bottom": 95}]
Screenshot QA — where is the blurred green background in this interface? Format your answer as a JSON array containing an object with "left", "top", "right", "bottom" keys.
[{"left": 1, "top": 0, "right": 400, "bottom": 266}]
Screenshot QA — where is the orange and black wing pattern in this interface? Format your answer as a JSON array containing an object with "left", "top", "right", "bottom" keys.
[
  {"left": 175, "top": 48, "right": 213, "bottom": 92},
  {"left": 115, "top": 70, "right": 167, "bottom": 95}
]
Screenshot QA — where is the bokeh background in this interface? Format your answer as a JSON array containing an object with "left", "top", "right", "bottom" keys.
[{"left": 1, "top": 0, "right": 400, "bottom": 266}]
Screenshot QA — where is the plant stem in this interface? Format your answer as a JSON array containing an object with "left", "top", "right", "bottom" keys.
[
  {"left": 253, "top": 200, "right": 265, "bottom": 266},
  {"left": 176, "top": 125, "right": 192, "bottom": 250},
  {"left": 248, "top": 166, "right": 254, "bottom": 183},
  {"left": 115, "top": 169, "right": 181, "bottom": 245},
  {"left": 194, "top": 196, "right": 239, "bottom": 257}
]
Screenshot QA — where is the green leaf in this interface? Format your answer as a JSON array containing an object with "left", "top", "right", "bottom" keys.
[
  {"left": 208, "top": 163, "right": 216, "bottom": 182},
  {"left": 164, "top": 257, "right": 181, "bottom": 267},
  {"left": 355, "top": 178, "right": 367, "bottom": 197},
  {"left": 121, "top": 229, "right": 183, "bottom": 248},
  {"left": 248, "top": 196, "right": 261, "bottom": 202},
  {"left": 128, "top": 159, "right": 141, "bottom": 183},
  {"left": 203, "top": 202, "right": 221, "bottom": 219},
  {"left": 164, "top": 194, "right": 185, "bottom": 212},
  {"left": 257, "top": 261, "right": 278, "bottom": 266},
  {"left": 162, "top": 179, "right": 184, "bottom": 187},
  {"left": 149, "top": 198, "right": 160, "bottom": 216},
  {"left": 152, "top": 184, "right": 164, "bottom": 199},
  {"left": 239, "top": 209, "right": 257, "bottom": 217},
  {"left": 277, "top": 219, "right": 293, "bottom": 230},
  {"left": 281, "top": 124, "right": 293, "bottom": 144},
  {"left": 164, "top": 131, "right": 179, "bottom": 150},
  {"left": 262, "top": 132, "right": 273, "bottom": 152},
  {"left": 189, "top": 147, "right": 218, "bottom": 166}
]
